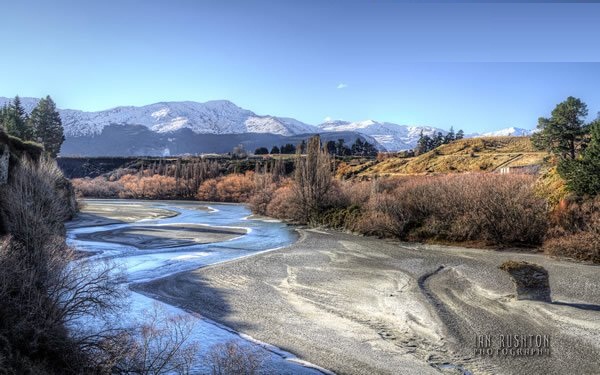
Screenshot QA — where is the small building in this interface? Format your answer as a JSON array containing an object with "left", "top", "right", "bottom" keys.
[{"left": 498, "top": 165, "right": 540, "bottom": 175}]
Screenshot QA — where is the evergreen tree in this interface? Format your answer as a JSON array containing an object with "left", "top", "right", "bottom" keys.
[
  {"left": 335, "top": 139, "right": 345, "bottom": 156},
  {"left": 351, "top": 138, "right": 364, "bottom": 155},
  {"left": 270, "top": 145, "right": 280, "bottom": 154},
  {"left": 325, "top": 140, "right": 336, "bottom": 155},
  {"left": 444, "top": 126, "right": 455, "bottom": 143},
  {"left": 363, "top": 141, "right": 377, "bottom": 157},
  {"left": 531, "top": 96, "right": 589, "bottom": 160},
  {"left": 434, "top": 132, "right": 444, "bottom": 148},
  {"left": 299, "top": 140, "right": 307, "bottom": 154},
  {"left": 455, "top": 129, "right": 465, "bottom": 140},
  {"left": 30, "top": 96, "right": 65, "bottom": 157},
  {"left": 0, "top": 104, "right": 8, "bottom": 131},
  {"left": 416, "top": 130, "right": 430, "bottom": 155},
  {"left": 281, "top": 143, "right": 296, "bottom": 154},
  {"left": 559, "top": 118, "right": 600, "bottom": 196},
  {"left": 254, "top": 147, "right": 269, "bottom": 155},
  {"left": 5, "top": 96, "right": 34, "bottom": 141}
]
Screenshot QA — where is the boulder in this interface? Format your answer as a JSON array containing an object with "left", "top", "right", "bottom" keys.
[{"left": 499, "top": 260, "right": 551, "bottom": 302}]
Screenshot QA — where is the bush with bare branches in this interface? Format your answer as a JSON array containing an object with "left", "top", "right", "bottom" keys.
[
  {"left": 357, "top": 174, "right": 547, "bottom": 246},
  {"left": 0, "top": 155, "right": 200, "bottom": 373},
  {"left": 72, "top": 176, "right": 124, "bottom": 198},
  {"left": 543, "top": 196, "right": 600, "bottom": 262},
  {"left": 0, "top": 155, "right": 127, "bottom": 373},
  {"left": 205, "top": 340, "right": 265, "bottom": 375}
]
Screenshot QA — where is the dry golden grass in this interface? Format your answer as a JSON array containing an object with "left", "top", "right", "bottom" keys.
[{"left": 358, "top": 137, "right": 547, "bottom": 177}]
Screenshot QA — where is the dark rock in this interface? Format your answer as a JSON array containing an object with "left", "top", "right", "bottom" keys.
[
  {"left": 0, "top": 144, "right": 8, "bottom": 185},
  {"left": 499, "top": 260, "right": 551, "bottom": 302}
]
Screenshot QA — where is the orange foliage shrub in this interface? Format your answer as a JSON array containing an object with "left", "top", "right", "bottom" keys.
[
  {"left": 72, "top": 177, "right": 124, "bottom": 198},
  {"left": 248, "top": 174, "right": 284, "bottom": 215},
  {"left": 265, "top": 184, "right": 303, "bottom": 222},
  {"left": 196, "top": 172, "right": 256, "bottom": 202},
  {"left": 118, "top": 174, "right": 177, "bottom": 199}
]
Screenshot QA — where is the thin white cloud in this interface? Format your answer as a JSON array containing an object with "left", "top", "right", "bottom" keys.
[{"left": 337, "top": 83, "right": 348, "bottom": 89}]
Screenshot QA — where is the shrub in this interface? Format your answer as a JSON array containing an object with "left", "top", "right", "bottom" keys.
[
  {"left": 544, "top": 232, "right": 600, "bottom": 263},
  {"left": 0, "top": 155, "right": 126, "bottom": 373},
  {"left": 119, "top": 174, "right": 178, "bottom": 199},
  {"left": 338, "top": 174, "right": 547, "bottom": 246},
  {"left": 196, "top": 172, "right": 255, "bottom": 202},
  {"left": 72, "top": 176, "right": 124, "bottom": 198},
  {"left": 543, "top": 196, "right": 600, "bottom": 262},
  {"left": 206, "top": 340, "right": 265, "bottom": 375},
  {"left": 247, "top": 173, "right": 280, "bottom": 215},
  {"left": 265, "top": 184, "right": 304, "bottom": 222}
]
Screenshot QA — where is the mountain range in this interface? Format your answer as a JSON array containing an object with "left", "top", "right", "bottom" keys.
[{"left": 0, "top": 97, "right": 533, "bottom": 156}]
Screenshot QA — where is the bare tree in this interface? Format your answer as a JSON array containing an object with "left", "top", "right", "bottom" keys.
[
  {"left": 293, "top": 135, "right": 334, "bottom": 223},
  {"left": 205, "top": 340, "right": 266, "bottom": 375},
  {"left": 0, "top": 155, "right": 200, "bottom": 374},
  {"left": 114, "top": 303, "right": 200, "bottom": 375}
]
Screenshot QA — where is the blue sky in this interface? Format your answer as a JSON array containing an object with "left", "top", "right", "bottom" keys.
[{"left": 1, "top": 1, "right": 599, "bottom": 132}]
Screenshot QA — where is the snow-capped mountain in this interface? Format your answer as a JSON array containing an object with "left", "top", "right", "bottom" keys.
[
  {"left": 0, "top": 98, "right": 317, "bottom": 137},
  {"left": 319, "top": 119, "right": 445, "bottom": 151},
  {"left": 477, "top": 127, "right": 533, "bottom": 137},
  {"left": 0, "top": 96, "right": 535, "bottom": 154}
]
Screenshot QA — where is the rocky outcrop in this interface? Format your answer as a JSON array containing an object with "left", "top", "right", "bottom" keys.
[
  {"left": 0, "top": 130, "right": 76, "bottom": 234},
  {"left": 0, "top": 144, "right": 9, "bottom": 185},
  {"left": 499, "top": 260, "right": 552, "bottom": 302}
]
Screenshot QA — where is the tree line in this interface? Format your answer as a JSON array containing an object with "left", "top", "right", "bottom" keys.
[
  {"left": 0, "top": 95, "right": 65, "bottom": 157},
  {"left": 255, "top": 137, "right": 378, "bottom": 157},
  {"left": 415, "top": 127, "right": 464, "bottom": 155}
]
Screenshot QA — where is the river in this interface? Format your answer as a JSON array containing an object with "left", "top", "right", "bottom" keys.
[{"left": 66, "top": 199, "right": 326, "bottom": 374}]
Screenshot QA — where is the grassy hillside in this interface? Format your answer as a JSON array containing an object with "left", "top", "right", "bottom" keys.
[{"left": 355, "top": 136, "right": 548, "bottom": 177}]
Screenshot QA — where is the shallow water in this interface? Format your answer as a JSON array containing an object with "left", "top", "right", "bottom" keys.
[{"left": 67, "top": 199, "right": 325, "bottom": 374}]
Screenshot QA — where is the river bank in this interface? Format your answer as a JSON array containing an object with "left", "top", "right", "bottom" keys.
[
  {"left": 135, "top": 227, "right": 600, "bottom": 375},
  {"left": 67, "top": 199, "right": 327, "bottom": 374}
]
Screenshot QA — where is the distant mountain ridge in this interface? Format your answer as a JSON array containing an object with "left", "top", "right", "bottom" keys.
[
  {"left": 0, "top": 97, "right": 317, "bottom": 137},
  {"left": 477, "top": 127, "right": 534, "bottom": 137},
  {"left": 0, "top": 97, "right": 534, "bottom": 154},
  {"left": 318, "top": 119, "right": 445, "bottom": 152}
]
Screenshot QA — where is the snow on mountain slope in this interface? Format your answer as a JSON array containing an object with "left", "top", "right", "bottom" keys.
[
  {"left": 319, "top": 119, "right": 445, "bottom": 151},
  {"left": 244, "top": 116, "right": 317, "bottom": 135},
  {"left": 0, "top": 96, "right": 534, "bottom": 151},
  {"left": 0, "top": 97, "right": 39, "bottom": 113},
  {"left": 60, "top": 100, "right": 318, "bottom": 137},
  {"left": 0, "top": 97, "right": 316, "bottom": 137},
  {"left": 478, "top": 127, "right": 533, "bottom": 137}
]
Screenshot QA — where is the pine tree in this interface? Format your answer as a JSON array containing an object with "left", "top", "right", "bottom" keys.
[
  {"left": 335, "top": 139, "right": 345, "bottom": 156},
  {"left": 434, "top": 132, "right": 444, "bottom": 148},
  {"left": 456, "top": 129, "right": 465, "bottom": 140},
  {"left": 531, "top": 96, "right": 589, "bottom": 160},
  {"left": 254, "top": 147, "right": 269, "bottom": 155},
  {"left": 0, "top": 104, "right": 9, "bottom": 131},
  {"left": 445, "top": 126, "right": 455, "bottom": 143},
  {"left": 363, "top": 141, "right": 377, "bottom": 157},
  {"left": 29, "top": 96, "right": 65, "bottom": 157},
  {"left": 5, "top": 96, "right": 34, "bottom": 141},
  {"left": 299, "top": 140, "right": 307, "bottom": 154},
  {"left": 270, "top": 145, "right": 280, "bottom": 154},
  {"left": 351, "top": 138, "right": 364, "bottom": 155},
  {"left": 416, "top": 130, "right": 430, "bottom": 155},
  {"left": 559, "top": 118, "right": 600, "bottom": 196}
]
